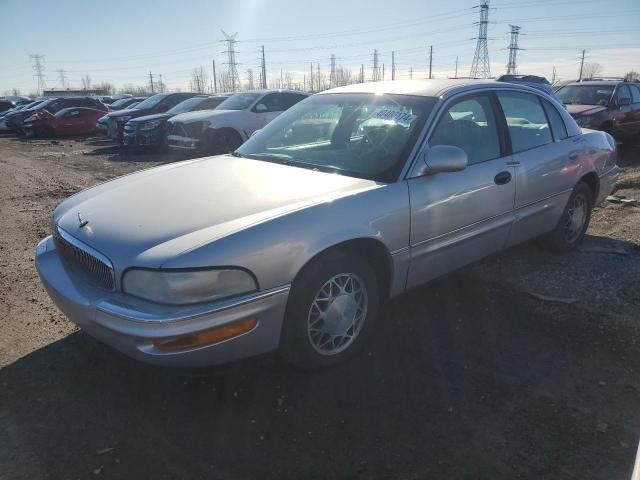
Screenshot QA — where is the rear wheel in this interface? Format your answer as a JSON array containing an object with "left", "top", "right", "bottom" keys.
[
  {"left": 539, "top": 181, "right": 593, "bottom": 252},
  {"left": 279, "top": 251, "right": 379, "bottom": 370}
]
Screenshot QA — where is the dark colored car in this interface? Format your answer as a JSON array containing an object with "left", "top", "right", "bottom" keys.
[
  {"left": 123, "top": 94, "right": 230, "bottom": 147},
  {"left": 0, "top": 100, "right": 16, "bottom": 113},
  {"left": 109, "top": 96, "right": 147, "bottom": 111},
  {"left": 104, "top": 92, "right": 198, "bottom": 143},
  {"left": 6, "top": 97, "right": 108, "bottom": 133},
  {"left": 23, "top": 107, "right": 107, "bottom": 137},
  {"left": 556, "top": 80, "right": 640, "bottom": 142},
  {"left": 497, "top": 74, "right": 558, "bottom": 99}
]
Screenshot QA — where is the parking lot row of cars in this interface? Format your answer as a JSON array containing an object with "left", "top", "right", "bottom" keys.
[{"left": 1, "top": 77, "right": 639, "bottom": 155}]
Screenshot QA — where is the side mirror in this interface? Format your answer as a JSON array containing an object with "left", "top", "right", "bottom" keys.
[
  {"left": 618, "top": 97, "right": 631, "bottom": 107},
  {"left": 420, "top": 145, "right": 468, "bottom": 176},
  {"left": 254, "top": 103, "right": 268, "bottom": 112}
]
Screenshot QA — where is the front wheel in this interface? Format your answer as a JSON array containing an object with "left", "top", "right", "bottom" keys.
[
  {"left": 539, "top": 181, "right": 593, "bottom": 252},
  {"left": 279, "top": 251, "right": 379, "bottom": 370}
]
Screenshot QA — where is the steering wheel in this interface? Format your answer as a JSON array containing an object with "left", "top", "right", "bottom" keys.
[{"left": 348, "top": 127, "right": 393, "bottom": 160}]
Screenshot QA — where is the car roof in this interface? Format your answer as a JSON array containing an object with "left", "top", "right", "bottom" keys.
[
  {"left": 232, "top": 89, "right": 310, "bottom": 95},
  {"left": 565, "top": 81, "right": 623, "bottom": 86},
  {"left": 320, "top": 79, "right": 521, "bottom": 97}
]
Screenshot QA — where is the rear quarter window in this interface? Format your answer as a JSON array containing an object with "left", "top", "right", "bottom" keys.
[{"left": 541, "top": 99, "right": 568, "bottom": 141}]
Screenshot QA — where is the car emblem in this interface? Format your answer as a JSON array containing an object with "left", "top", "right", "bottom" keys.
[{"left": 77, "top": 212, "right": 89, "bottom": 228}]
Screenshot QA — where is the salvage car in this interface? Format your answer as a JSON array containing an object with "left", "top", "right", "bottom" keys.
[
  {"left": 167, "top": 89, "right": 309, "bottom": 154},
  {"left": 105, "top": 92, "right": 198, "bottom": 143},
  {"left": 123, "top": 94, "right": 230, "bottom": 148},
  {"left": 6, "top": 96, "right": 108, "bottom": 133},
  {"left": 109, "top": 96, "right": 147, "bottom": 111},
  {"left": 36, "top": 80, "right": 618, "bottom": 369},
  {"left": 556, "top": 80, "right": 640, "bottom": 142},
  {"left": 23, "top": 107, "right": 107, "bottom": 137}
]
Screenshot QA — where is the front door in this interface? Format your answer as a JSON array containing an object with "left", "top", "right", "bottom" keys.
[{"left": 407, "top": 93, "right": 516, "bottom": 287}]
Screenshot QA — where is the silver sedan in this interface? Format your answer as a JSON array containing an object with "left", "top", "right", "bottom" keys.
[{"left": 36, "top": 80, "right": 618, "bottom": 369}]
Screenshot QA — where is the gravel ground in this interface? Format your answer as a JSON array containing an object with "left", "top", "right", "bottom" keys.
[{"left": 0, "top": 135, "right": 639, "bottom": 480}]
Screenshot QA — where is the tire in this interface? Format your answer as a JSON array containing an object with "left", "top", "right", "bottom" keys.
[
  {"left": 539, "top": 181, "right": 593, "bottom": 252},
  {"left": 208, "top": 129, "right": 243, "bottom": 155},
  {"left": 279, "top": 251, "right": 380, "bottom": 370}
]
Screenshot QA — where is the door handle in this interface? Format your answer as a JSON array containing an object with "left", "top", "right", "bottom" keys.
[{"left": 494, "top": 171, "right": 512, "bottom": 185}]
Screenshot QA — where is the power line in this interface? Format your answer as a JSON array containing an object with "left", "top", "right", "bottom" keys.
[{"left": 55, "top": 69, "right": 68, "bottom": 89}]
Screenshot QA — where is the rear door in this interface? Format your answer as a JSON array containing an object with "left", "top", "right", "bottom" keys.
[
  {"left": 627, "top": 84, "right": 640, "bottom": 137},
  {"left": 612, "top": 85, "right": 635, "bottom": 138},
  {"left": 406, "top": 92, "right": 516, "bottom": 287},
  {"left": 496, "top": 90, "right": 578, "bottom": 246}
]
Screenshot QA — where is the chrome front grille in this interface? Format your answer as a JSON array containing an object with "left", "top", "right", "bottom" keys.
[{"left": 53, "top": 227, "right": 115, "bottom": 291}]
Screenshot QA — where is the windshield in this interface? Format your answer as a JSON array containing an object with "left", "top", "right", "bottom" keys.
[
  {"left": 557, "top": 85, "right": 615, "bottom": 105},
  {"left": 167, "top": 96, "right": 207, "bottom": 114},
  {"left": 110, "top": 98, "right": 132, "bottom": 108},
  {"left": 236, "top": 93, "right": 436, "bottom": 183},
  {"left": 217, "top": 92, "right": 261, "bottom": 111},
  {"left": 132, "top": 94, "right": 168, "bottom": 110}
]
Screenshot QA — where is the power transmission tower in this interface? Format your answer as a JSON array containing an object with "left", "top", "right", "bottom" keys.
[
  {"left": 371, "top": 50, "right": 380, "bottom": 81},
  {"left": 506, "top": 25, "right": 521, "bottom": 75},
  {"left": 246, "top": 69, "right": 254, "bottom": 90},
  {"left": 330, "top": 54, "right": 336, "bottom": 88},
  {"left": 56, "top": 69, "right": 68, "bottom": 89},
  {"left": 29, "top": 54, "right": 46, "bottom": 96},
  {"left": 428, "top": 45, "right": 433, "bottom": 79},
  {"left": 260, "top": 46, "right": 267, "bottom": 89},
  {"left": 470, "top": 0, "right": 491, "bottom": 78},
  {"left": 221, "top": 30, "right": 240, "bottom": 92},
  {"left": 391, "top": 51, "right": 396, "bottom": 81},
  {"left": 578, "top": 49, "right": 586, "bottom": 81}
]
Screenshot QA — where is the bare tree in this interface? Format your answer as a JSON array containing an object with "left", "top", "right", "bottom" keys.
[
  {"left": 190, "top": 66, "right": 209, "bottom": 93},
  {"left": 335, "top": 66, "right": 354, "bottom": 87},
  {"left": 81, "top": 74, "right": 92, "bottom": 90},
  {"left": 624, "top": 70, "right": 639, "bottom": 81},
  {"left": 582, "top": 62, "right": 602, "bottom": 80},
  {"left": 94, "top": 82, "right": 115, "bottom": 95}
]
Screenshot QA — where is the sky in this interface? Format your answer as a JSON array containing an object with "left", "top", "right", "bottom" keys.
[{"left": 0, "top": 0, "right": 638, "bottom": 95}]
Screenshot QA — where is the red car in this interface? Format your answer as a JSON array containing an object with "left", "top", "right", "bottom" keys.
[{"left": 23, "top": 107, "right": 107, "bottom": 137}]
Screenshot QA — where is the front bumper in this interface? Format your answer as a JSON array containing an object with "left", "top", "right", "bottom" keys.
[
  {"left": 167, "top": 133, "right": 200, "bottom": 151},
  {"left": 123, "top": 130, "right": 161, "bottom": 146},
  {"left": 35, "top": 235, "right": 290, "bottom": 367},
  {"left": 95, "top": 122, "right": 108, "bottom": 135}
]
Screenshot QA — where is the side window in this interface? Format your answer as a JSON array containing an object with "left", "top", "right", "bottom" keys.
[
  {"left": 164, "top": 95, "right": 186, "bottom": 109},
  {"left": 257, "top": 93, "right": 286, "bottom": 113},
  {"left": 497, "top": 92, "right": 553, "bottom": 153},
  {"left": 541, "top": 99, "right": 568, "bottom": 141},
  {"left": 631, "top": 85, "right": 640, "bottom": 104},
  {"left": 430, "top": 95, "right": 501, "bottom": 165},
  {"left": 280, "top": 93, "right": 308, "bottom": 110},
  {"left": 616, "top": 85, "right": 632, "bottom": 103}
]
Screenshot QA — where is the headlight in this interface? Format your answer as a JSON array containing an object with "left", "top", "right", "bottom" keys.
[
  {"left": 140, "top": 120, "right": 160, "bottom": 131},
  {"left": 122, "top": 268, "right": 257, "bottom": 305}
]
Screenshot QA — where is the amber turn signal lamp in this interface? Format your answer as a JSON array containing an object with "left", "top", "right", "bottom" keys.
[{"left": 152, "top": 318, "right": 257, "bottom": 352}]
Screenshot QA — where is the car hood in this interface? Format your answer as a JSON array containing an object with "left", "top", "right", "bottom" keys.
[
  {"left": 169, "top": 109, "right": 234, "bottom": 125},
  {"left": 565, "top": 104, "right": 607, "bottom": 117},
  {"left": 128, "top": 113, "right": 173, "bottom": 123},
  {"left": 54, "top": 155, "right": 379, "bottom": 269}
]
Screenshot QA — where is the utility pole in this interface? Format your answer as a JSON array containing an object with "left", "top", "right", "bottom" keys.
[
  {"left": 551, "top": 65, "right": 557, "bottom": 85},
  {"left": 260, "top": 46, "right": 267, "bottom": 89},
  {"left": 212, "top": 59, "right": 217, "bottom": 93},
  {"left": 310, "top": 62, "right": 314, "bottom": 92},
  {"left": 316, "top": 63, "right": 321, "bottom": 91},
  {"left": 149, "top": 71, "right": 154, "bottom": 93},
  {"left": 428, "top": 45, "right": 433, "bottom": 79},
  {"left": 56, "top": 69, "right": 68, "bottom": 89},
  {"left": 221, "top": 30, "right": 240, "bottom": 92},
  {"left": 470, "top": 0, "right": 491, "bottom": 78},
  {"left": 29, "top": 54, "right": 46, "bottom": 96},
  {"left": 159, "top": 74, "right": 164, "bottom": 92},
  {"left": 409, "top": 66, "right": 413, "bottom": 80},
  {"left": 330, "top": 54, "right": 336, "bottom": 88},
  {"left": 578, "top": 49, "right": 586, "bottom": 81},
  {"left": 391, "top": 51, "right": 396, "bottom": 81},
  {"left": 372, "top": 49, "right": 380, "bottom": 82},
  {"left": 506, "top": 25, "right": 521, "bottom": 75},
  {"left": 454, "top": 56, "right": 459, "bottom": 78},
  {"left": 382, "top": 63, "right": 385, "bottom": 81},
  {"left": 361, "top": 64, "right": 364, "bottom": 83}
]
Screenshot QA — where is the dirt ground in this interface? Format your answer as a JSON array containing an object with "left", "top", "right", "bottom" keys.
[{"left": 0, "top": 134, "right": 639, "bottom": 480}]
